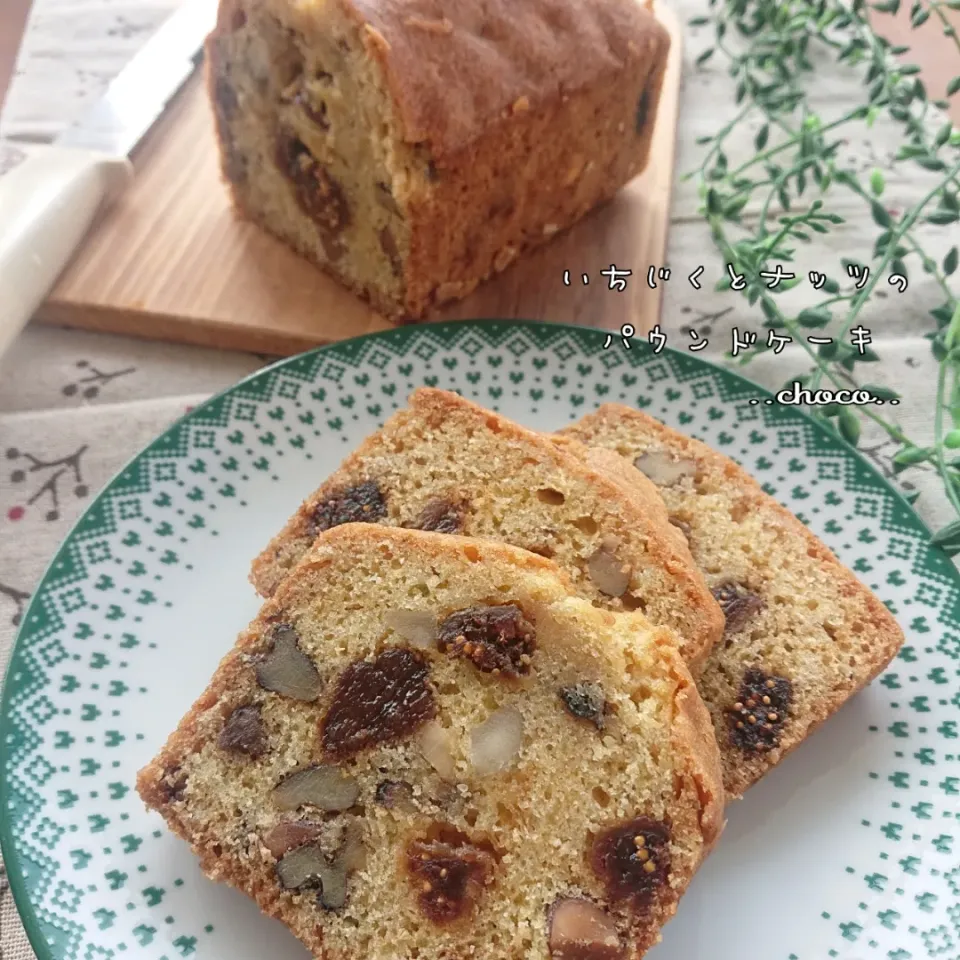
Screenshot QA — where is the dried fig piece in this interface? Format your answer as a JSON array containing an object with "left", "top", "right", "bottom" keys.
[
  {"left": 219, "top": 704, "right": 267, "bottom": 758},
  {"left": 321, "top": 648, "right": 436, "bottom": 760},
  {"left": 587, "top": 536, "right": 630, "bottom": 598},
  {"left": 275, "top": 131, "right": 350, "bottom": 236},
  {"left": 437, "top": 604, "right": 536, "bottom": 677},
  {"left": 711, "top": 582, "right": 765, "bottom": 637},
  {"left": 255, "top": 623, "right": 322, "bottom": 701},
  {"left": 633, "top": 451, "right": 697, "bottom": 487},
  {"left": 728, "top": 668, "right": 792, "bottom": 753},
  {"left": 311, "top": 479, "right": 387, "bottom": 533},
  {"left": 158, "top": 765, "right": 188, "bottom": 802},
  {"left": 405, "top": 827, "right": 496, "bottom": 924},
  {"left": 548, "top": 897, "right": 625, "bottom": 960},
  {"left": 589, "top": 817, "right": 670, "bottom": 908},
  {"left": 413, "top": 497, "right": 465, "bottom": 534},
  {"left": 273, "top": 764, "right": 359, "bottom": 812},
  {"left": 375, "top": 779, "right": 416, "bottom": 812},
  {"left": 559, "top": 682, "right": 607, "bottom": 730},
  {"left": 262, "top": 819, "right": 324, "bottom": 858},
  {"left": 383, "top": 608, "right": 437, "bottom": 649}
]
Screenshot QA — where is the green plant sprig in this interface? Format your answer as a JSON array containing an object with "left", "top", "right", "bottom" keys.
[{"left": 689, "top": 0, "right": 960, "bottom": 552}]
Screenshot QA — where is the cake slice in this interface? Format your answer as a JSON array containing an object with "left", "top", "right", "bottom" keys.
[
  {"left": 137, "top": 525, "right": 724, "bottom": 960},
  {"left": 558, "top": 404, "right": 904, "bottom": 797},
  {"left": 205, "top": 0, "right": 670, "bottom": 318},
  {"left": 250, "top": 388, "right": 724, "bottom": 670}
]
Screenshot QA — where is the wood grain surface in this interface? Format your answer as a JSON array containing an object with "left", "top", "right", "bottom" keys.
[{"left": 33, "top": 1, "right": 683, "bottom": 356}]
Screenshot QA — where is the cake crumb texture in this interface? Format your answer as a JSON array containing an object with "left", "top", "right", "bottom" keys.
[
  {"left": 558, "top": 404, "right": 905, "bottom": 797},
  {"left": 249, "top": 388, "right": 723, "bottom": 670},
  {"left": 137, "top": 525, "right": 723, "bottom": 960}
]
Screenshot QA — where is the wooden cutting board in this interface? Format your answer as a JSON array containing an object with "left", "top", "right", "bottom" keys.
[{"left": 36, "top": 2, "right": 683, "bottom": 357}]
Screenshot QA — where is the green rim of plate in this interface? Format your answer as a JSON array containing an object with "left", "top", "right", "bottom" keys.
[{"left": 0, "top": 318, "right": 951, "bottom": 960}]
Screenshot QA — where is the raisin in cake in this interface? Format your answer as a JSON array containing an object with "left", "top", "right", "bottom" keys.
[
  {"left": 137, "top": 525, "right": 724, "bottom": 960},
  {"left": 558, "top": 404, "right": 904, "bottom": 797},
  {"left": 205, "top": 0, "right": 670, "bottom": 319},
  {"left": 250, "top": 387, "right": 723, "bottom": 670}
]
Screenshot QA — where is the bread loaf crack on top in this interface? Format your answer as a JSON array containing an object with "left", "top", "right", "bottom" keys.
[{"left": 205, "top": 0, "right": 671, "bottom": 318}]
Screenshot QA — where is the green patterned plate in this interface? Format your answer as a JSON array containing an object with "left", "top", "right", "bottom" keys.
[{"left": 2, "top": 320, "right": 958, "bottom": 960}]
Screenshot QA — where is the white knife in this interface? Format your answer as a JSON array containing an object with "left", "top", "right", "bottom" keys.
[{"left": 0, "top": 0, "right": 219, "bottom": 360}]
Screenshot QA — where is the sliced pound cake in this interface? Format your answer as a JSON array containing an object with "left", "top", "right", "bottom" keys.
[
  {"left": 250, "top": 388, "right": 723, "bottom": 670},
  {"left": 138, "top": 525, "right": 724, "bottom": 960},
  {"left": 558, "top": 404, "right": 904, "bottom": 797}
]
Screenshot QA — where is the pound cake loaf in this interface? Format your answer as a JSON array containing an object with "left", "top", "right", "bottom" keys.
[
  {"left": 137, "top": 525, "right": 724, "bottom": 960},
  {"left": 250, "top": 388, "right": 724, "bottom": 669},
  {"left": 205, "top": 0, "right": 670, "bottom": 318},
  {"left": 558, "top": 405, "right": 905, "bottom": 797}
]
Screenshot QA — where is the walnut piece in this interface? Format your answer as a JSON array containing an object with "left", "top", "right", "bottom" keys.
[
  {"left": 587, "top": 536, "right": 630, "bottom": 598},
  {"left": 633, "top": 451, "right": 697, "bottom": 487},
  {"left": 272, "top": 764, "right": 360, "bottom": 812},
  {"left": 262, "top": 819, "right": 324, "bottom": 858},
  {"left": 548, "top": 897, "right": 624, "bottom": 960},
  {"left": 255, "top": 623, "right": 322, "bottom": 701}
]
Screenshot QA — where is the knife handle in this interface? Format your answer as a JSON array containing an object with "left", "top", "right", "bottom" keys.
[{"left": 0, "top": 146, "right": 133, "bottom": 360}]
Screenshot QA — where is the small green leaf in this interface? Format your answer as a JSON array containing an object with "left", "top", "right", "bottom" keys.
[
  {"left": 944, "top": 247, "right": 959, "bottom": 276},
  {"left": 904, "top": 490, "right": 921, "bottom": 506},
  {"left": 688, "top": 15, "right": 710, "bottom": 24},
  {"left": 910, "top": 6, "right": 929, "bottom": 26},
  {"left": 944, "top": 430, "right": 960, "bottom": 449},
  {"left": 871, "top": 202, "right": 892, "bottom": 227},
  {"left": 755, "top": 124, "right": 769, "bottom": 151},
  {"left": 935, "top": 123, "right": 953, "bottom": 147},
  {"left": 797, "top": 306, "right": 832, "bottom": 328},
  {"left": 838, "top": 408, "right": 861, "bottom": 446},
  {"left": 928, "top": 211, "right": 960, "bottom": 225},
  {"left": 695, "top": 48, "right": 715, "bottom": 66},
  {"left": 870, "top": 169, "right": 885, "bottom": 195},
  {"left": 893, "top": 446, "right": 934, "bottom": 470},
  {"left": 862, "top": 384, "right": 901, "bottom": 402},
  {"left": 916, "top": 155, "right": 946, "bottom": 172},
  {"left": 931, "top": 520, "right": 960, "bottom": 550},
  {"left": 824, "top": 278, "right": 841, "bottom": 295},
  {"left": 948, "top": 76, "right": 960, "bottom": 96}
]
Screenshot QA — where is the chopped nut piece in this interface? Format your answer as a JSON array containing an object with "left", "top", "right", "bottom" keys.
[
  {"left": 403, "top": 14, "right": 454, "bottom": 33},
  {"left": 633, "top": 451, "right": 697, "bottom": 487},
  {"left": 383, "top": 608, "right": 438, "bottom": 649},
  {"left": 273, "top": 764, "right": 360, "bottom": 812},
  {"left": 321, "top": 648, "right": 436, "bottom": 760},
  {"left": 548, "top": 897, "right": 625, "bottom": 959},
  {"left": 512, "top": 95, "right": 531, "bottom": 113},
  {"left": 262, "top": 819, "right": 324, "bottom": 858},
  {"left": 275, "top": 842, "right": 349, "bottom": 910},
  {"left": 420, "top": 721, "right": 458, "bottom": 781},
  {"left": 559, "top": 682, "right": 607, "bottom": 730},
  {"left": 470, "top": 705, "right": 523, "bottom": 775},
  {"left": 589, "top": 817, "right": 670, "bottom": 908},
  {"left": 587, "top": 536, "right": 630, "bottom": 598},
  {"left": 375, "top": 779, "right": 417, "bottom": 812},
  {"left": 711, "top": 582, "right": 765, "bottom": 637},
  {"left": 437, "top": 604, "right": 536, "bottom": 677},
  {"left": 218, "top": 704, "right": 267, "bottom": 758},
  {"left": 255, "top": 623, "right": 322, "bottom": 701}
]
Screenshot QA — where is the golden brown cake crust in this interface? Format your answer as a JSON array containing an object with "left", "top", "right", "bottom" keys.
[
  {"left": 340, "top": 0, "right": 667, "bottom": 157},
  {"left": 559, "top": 404, "right": 905, "bottom": 797},
  {"left": 204, "top": 0, "right": 671, "bottom": 318},
  {"left": 249, "top": 388, "right": 723, "bottom": 669},
  {"left": 138, "top": 524, "right": 724, "bottom": 960}
]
